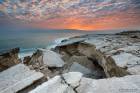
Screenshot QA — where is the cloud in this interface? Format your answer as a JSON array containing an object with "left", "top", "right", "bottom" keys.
[
  {"left": 0, "top": 0, "right": 139, "bottom": 30},
  {"left": 0, "top": 0, "right": 138, "bottom": 20}
]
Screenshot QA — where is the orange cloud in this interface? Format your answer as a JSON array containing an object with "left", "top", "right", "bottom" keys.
[{"left": 30, "top": 10, "right": 140, "bottom": 31}]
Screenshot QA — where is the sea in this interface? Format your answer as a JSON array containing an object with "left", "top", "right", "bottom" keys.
[
  {"left": 0, "top": 26, "right": 120, "bottom": 58},
  {"left": 0, "top": 26, "right": 86, "bottom": 58}
]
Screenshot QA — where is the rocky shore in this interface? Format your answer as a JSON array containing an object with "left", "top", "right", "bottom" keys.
[{"left": 0, "top": 31, "right": 140, "bottom": 93}]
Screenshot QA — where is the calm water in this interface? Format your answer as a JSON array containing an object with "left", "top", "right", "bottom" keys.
[
  {"left": 0, "top": 28, "right": 85, "bottom": 58},
  {"left": 0, "top": 32, "right": 83, "bottom": 50},
  {"left": 0, "top": 26, "right": 118, "bottom": 57}
]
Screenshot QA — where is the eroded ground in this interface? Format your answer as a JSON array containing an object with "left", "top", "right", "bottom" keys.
[{"left": 0, "top": 31, "right": 140, "bottom": 93}]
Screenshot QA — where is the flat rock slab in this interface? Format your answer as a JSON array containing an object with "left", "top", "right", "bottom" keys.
[
  {"left": 29, "top": 76, "right": 75, "bottom": 93},
  {"left": 43, "top": 50, "right": 65, "bottom": 67},
  {"left": 30, "top": 72, "right": 140, "bottom": 93},
  {"left": 127, "top": 65, "right": 140, "bottom": 75},
  {"left": 29, "top": 72, "right": 83, "bottom": 93},
  {"left": 84, "top": 39, "right": 110, "bottom": 49},
  {"left": 0, "top": 64, "right": 44, "bottom": 93},
  {"left": 112, "top": 53, "right": 140, "bottom": 67},
  {"left": 77, "top": 75, "right": 140, "bottom": 93},
  {"left": 119, "top": 45, "right": 140, "bottom": 52}
]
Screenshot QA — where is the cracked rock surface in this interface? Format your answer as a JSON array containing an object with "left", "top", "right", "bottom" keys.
[
  {"left": 0, "top": 31, "right": 140, "bottom": 93},
  {"left": 77, "top": 75, "right": 140, "bottom": 93},
  {"left": 29, "top": 72, "right": 82, "bottom": 93},
  {"left": 29, "top": 72, "right": 140, "bottom": 93}
]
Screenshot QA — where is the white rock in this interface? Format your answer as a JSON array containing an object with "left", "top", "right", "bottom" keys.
[
  {"left": 30, "top": 72, "right": 83, "bottom": 93},
  {"left": 84, "top": 39, "right": 110, "bottom": 49},
  {"left": 63, "top": 72, "right": 83, "bottom": 87},
  {"left": 69, "top": 62, "right": 92, "bottom": 76},
  {"left": 77, "top": 75, "right": 140, "bottom": 93},
  {"left": 29, "top": 76, "right": 75, "bottom": 93},
  {"left": 119, "top": 45, "right": 140, "bottom": 52},
  {"left": 112, "top": 53, "right": 140, "bottom": 67},
  {"left": 43, "top": 50, "right": 65, "bottom": 67},
  {"left": 127, "top": 65, "right": 140, "bottom": 75},
  {"left": 0, "top": 64, "right": 44, "bottom": 93}
]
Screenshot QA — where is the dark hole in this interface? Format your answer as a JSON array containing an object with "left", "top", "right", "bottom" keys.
[{"left": 88, "top": 57, "right": 107, "bottom": 79}]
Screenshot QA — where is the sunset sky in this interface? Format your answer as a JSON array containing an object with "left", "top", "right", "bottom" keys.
[{"left": 0, "top": 0, "right": 140, "bottom": 30}]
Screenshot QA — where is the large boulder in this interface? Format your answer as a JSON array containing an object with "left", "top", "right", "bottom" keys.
[
  {"left": 55, "top": 42, "right": 129, "bottom": 78},
  {"left": 0, "top": 48, "right": 20, "bottom": 72},
  {"left": 23, "top": 50, "right": 65, "bottom": 79},
  {"left": 79, "top": 43, "right": 129, "bottom": 77}
]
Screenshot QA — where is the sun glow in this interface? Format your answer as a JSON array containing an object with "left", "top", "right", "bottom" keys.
[{"left": 31, "top": 11, "right": 140, "bottom": 31}]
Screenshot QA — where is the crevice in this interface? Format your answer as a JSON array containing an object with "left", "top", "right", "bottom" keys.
[
  {"left": 73, "top": 78, "right": 82, "bottom": 93},
  {"left": 17, "top": 77, "right": 48, "bottom": 93},
  {"left": 54, "top": 42, "right": 130, "bottom": 79},
  {"left": 88, "top": 57, "right": 107, "bottom": 79},
  {"left": 60, "top": 74, "right": 81, "bottom": 93}
]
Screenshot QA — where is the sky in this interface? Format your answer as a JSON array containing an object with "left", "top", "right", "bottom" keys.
[{"left": 0, "top": 0, "right": 140, "bottom": 31}]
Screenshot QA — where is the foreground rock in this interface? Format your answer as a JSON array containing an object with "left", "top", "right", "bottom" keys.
[
  {"left": 0, "top": 31, "right": 140, "bottom": 93},
  {"left": 29, "top": 72, "right": 82, "bottom": 93},
  {"left": 0, "top": 48, "right": 20, "bottom": 72},
  {"left": 77, "top": 75, "right": 140, "bottom": 93},
  {"left": 0, "top": 64, "right": 44, "bottom": 93},
  {"left": 30, "top": 72, "right": 140, "bottom": 93}
]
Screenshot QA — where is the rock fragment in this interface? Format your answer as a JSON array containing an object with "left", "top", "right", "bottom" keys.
[{"left": 0, "top": 64, "right": 44, "bottom": 93}]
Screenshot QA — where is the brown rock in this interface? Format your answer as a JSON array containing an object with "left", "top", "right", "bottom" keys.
[
  {"left": 23, "top": 56, "right": 31, "bottom": 65},
  {"left": 23, "top": 50, "right": 43, "bottom": 69},
  {"left": 23, "top": 49, "right": 62, "bottom": 79},
  {"left": 78, "top": 43, "right": 129, "bottom": 78},
  {"left": 54, "top": 42, "right": 129, "bottom": 78},
  {"left": 0, "top": 48, "right": 20, "bottom": 72}
]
